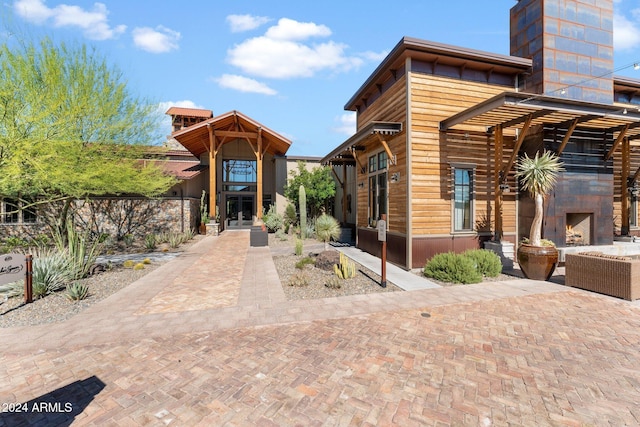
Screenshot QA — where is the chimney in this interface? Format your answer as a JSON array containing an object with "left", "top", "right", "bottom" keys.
[{"left": 510, "top": 0, "right": 614, "bottom": 104}]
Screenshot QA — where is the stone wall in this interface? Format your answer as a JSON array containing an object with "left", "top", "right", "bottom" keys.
[{"left": 0, "top": 197, "right": 200, "bottom": 242}]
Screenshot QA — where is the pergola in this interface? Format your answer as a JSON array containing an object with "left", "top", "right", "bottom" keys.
[
  {"left": 172, "top": 110, "right": 291, "bottom": 220},
  {"left": 440, "top": 91, "right": 640, "bottom": 240}
]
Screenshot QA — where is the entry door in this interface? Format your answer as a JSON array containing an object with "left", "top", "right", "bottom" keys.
[{"left": 226, "top": 195, "right": 254, "bottom": 228}]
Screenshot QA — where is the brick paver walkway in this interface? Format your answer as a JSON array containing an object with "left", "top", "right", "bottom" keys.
[{"left": 1, "top": 231, "right": 640, "bottom": 426}]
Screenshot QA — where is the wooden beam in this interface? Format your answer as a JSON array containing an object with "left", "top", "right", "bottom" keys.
[
  {"left": 494, "top": 125, "right": 503, "bottom": 242},
  {"left": 207, "top": 124, "right": 217, "bottom": 222},
  {"left": 622, "top": 138, "right": 630, "bottom": 235},
  {"left": 342, "top": 163, "right": 348, "bottom": 224},
  {"left": 256, "top": 128, "right": 263, "bottom": 220},
  {"left": 330, "top": 166, "right": 343, "bottom": 187},
  {"left": 375, "top": 133, "right": 396, "bottom": 165},
  {"left": 556, "top": 118, "right": 579, "bottom": 155},
  {"left": 350, "top": 147, "right": 366, "bottom": 174},
  {"left": 216, "top": 130, "right": 259, "bottom": 140},
  {"left": 502, "top": 113, "right": 532, "bottom": 179},
  {"left": 604, "top": 124, "right": 629, "bottom": 161}
]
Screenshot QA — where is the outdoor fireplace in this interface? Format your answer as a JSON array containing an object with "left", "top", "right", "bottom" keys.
[{"left": 566, "top": 213, "right": 592, "bottom": 246}]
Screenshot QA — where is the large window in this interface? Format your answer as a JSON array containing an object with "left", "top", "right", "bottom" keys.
[
  {"left": 2, "top": 198, "right": 37, "bottom": 224},
  {"left": 223, "top": 159, "right": 257, "bottom": 192},
  {"left": 452, "top": 166, "right": 474, "bottom": 232},
  {"left": 368, "top": 151, "right": 387, "bottom": 225}
]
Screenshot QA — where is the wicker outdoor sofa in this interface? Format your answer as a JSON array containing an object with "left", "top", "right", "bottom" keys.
[{"left": 565, "top": 251, "right": 640, "bottom": 301}]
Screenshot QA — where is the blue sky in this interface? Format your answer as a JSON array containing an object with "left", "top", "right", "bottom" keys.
[{"left": 4, "top": 0, "right": 640, "bottom": 156}]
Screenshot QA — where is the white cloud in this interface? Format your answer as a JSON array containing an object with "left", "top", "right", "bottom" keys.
[
  {"left": 227, "top": 18, "right": 363, "bottom": 79},
  {"left": 133, "top": 26, "right": 181, "bottom": 53},
  {"left": 333, "top": 112, "right": 356, "bottom": 136},
  {"left": 13, "top": 0, "right": 52, "bottom": 24},
  {"left": 226, "top": 14, "right": 270, "bottom": 33},
  {"left": 359, "top": 50, "right": 389, "bottom": 62},
  {"left": 264, "top": 17, "right": 331, "bottom": 41},
  {"left": 614, "top": 12, "right": 640, "bottom": 51},
  {"left": 214, "top": 74, "right": 277, "bottom": 95},
  {"left": 13, "top": 0, "right": 126, "bottom": 40}
]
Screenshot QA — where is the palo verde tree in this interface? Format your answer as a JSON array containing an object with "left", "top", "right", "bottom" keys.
[
  {"left": 0, "top": 36, "right": 176, "bottom": 239},
  {"left": 284, "top": 161, "right": 336, "bottom": 219}
]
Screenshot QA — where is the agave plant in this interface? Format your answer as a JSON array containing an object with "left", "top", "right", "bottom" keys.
[{"left": 515, "top": 151, "right": 564, "bottom": 247}]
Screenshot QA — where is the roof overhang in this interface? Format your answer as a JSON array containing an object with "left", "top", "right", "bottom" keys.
[
  {"left": 171, "top": 110, "right": 292, "bottom": 157},
  {"left": 321, "top": 121, "right": 403, "bottom": 165},
  {"left": 440, "top": 91, "right": 640, "bottom": 139},
  {"left": 345, "top": 37, "right": 532, "bottom": 111}
]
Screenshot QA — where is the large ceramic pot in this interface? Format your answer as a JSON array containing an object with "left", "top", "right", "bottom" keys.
[{"left": 517, "top": 244, "right": 558, "bottom": 281}]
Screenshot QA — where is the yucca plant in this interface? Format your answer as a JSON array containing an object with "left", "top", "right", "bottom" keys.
[
  {"left": 30, "top": 248, "right": 74, "bottom": 297},
  {"left": 515, "top": 151, "right": 564, "bottom": 247},
  {"left": 315, "top": 214, "right": 340, "bottom": 251}
]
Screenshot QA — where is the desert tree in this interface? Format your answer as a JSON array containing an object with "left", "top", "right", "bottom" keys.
[{"left": 0, "top": 36, "right": 175, "bottom": 240}]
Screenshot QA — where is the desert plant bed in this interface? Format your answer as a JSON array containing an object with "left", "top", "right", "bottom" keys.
[{"left": 565, "top": 252, "right": 640, "bottom": 301}]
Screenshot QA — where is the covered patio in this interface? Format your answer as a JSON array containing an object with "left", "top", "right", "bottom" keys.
[
  {"left": 172, "top": 110, "right": 291, "bottom": 229},
  {"left": 440, "top": 91, "right": 640, "bottom": 248}
]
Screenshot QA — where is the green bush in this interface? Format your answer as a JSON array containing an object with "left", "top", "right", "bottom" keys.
[
  {"left": 66, "top": 282, "right": 89, "bottom": 301},
  {"left": 294, "top": 238, "right": 303, "bottom": 256},
  {"left": 262, "top": 205, "right": 284, "bottom": 232},
  {"left": 284, "top": 203, "right": 297, "bottom": 227},
  {"left": 144, "top": 234, "right": 157, "bottom": 250},
  {"left": 423, "top": 252, "right": 482, "bottom": 284},
  {"left": 31, "top": 248, "right": 74, "bottom": 297},
  {"left": 463, "top": 249, "right": 502, "bottom": 277},
  {"left": 295, "top": 256, "right": 315, "bottom": 269}
]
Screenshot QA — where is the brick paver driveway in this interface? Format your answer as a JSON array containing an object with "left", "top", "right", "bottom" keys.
[{"left": 1, "top": 233, "right": 640, "bottom": 426}]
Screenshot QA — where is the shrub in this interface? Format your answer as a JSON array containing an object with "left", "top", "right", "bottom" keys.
[
  {"left": 275, "top": 229, "right": 288, "bottom": 241},
  {"left": 295, "top": 256, "right": 315, "bottom": 269},
  {"left": 315, "top": 214, "right": 340, "bottom": 250},
  {"left": 325, "top": 277, "right": 342, "bottom": 289},
  {"left": 284, "top": 203, "right": 297, "bottom": 227},
  {"left": 123, "top": 234, "right": 135, "bottom": 246},
  {"left": 423, "top": 252, "right": 482, "bottom": 284},
  {"left": 168, "top": 232, "right": 183, "bottom": 248},
  {"left": 294, "top": 238, "right": 303, "bottom": 256},
  {"left": 463, "top": 249, "right": 502, "bottom": 277},
  {"left": 31, "top": 248, "right": 74, "bottom": 297},
  {"left": 66, "top": 282, "right": 89, "bottom": 301},
  {"left": 288, "top": 272, "right": 308, "bottom": 287},
  {"left": 262, "top": 205, "right": 284, "bottom": 232},
  {"left": 144, "top": 234, "right": 157, "bottom": 250}
]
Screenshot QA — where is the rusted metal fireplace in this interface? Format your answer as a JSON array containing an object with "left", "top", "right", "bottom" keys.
[{"left": 565, "top": 213, "right": 593, "bottom": 246}]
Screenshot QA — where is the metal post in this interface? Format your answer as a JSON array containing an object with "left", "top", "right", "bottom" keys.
[
  {"left": 379, "top": 214, "right": 387, "bottom": 288},
  {"left": 24, "top": 254, "right": 33, "bottom": 304}
]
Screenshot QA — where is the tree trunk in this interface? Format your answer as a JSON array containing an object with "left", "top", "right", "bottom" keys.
[{"left": 529, "top": 193, "right": 544, "bottom": 246}]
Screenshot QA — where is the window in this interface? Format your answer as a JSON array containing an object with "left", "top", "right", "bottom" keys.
[
  {"left": 1, "top": 198, "right": 36, "bottom": 224},
  {"left": 452, "top": 166, "right": 474, "bottom": 232},
  {"left": 223, "top": 159, "right": 257, "bottom": 192},
  {"left": 368, "top": 151, "right": 388, "bottom": 225},
  {"left": 4, "top": 199, "right": 18, "bottom": 223}
]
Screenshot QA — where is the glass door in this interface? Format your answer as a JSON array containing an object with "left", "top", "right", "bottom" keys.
[{"left": 225, "top": 195, "right": 254, "bottom": 228}]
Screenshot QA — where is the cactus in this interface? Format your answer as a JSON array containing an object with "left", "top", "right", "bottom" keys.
[
  {"left": 334, "top": 252, "right": 356, "bottom": 279},
  {"left": 299, "top": 184, "right": 307, "bottom": 238}
]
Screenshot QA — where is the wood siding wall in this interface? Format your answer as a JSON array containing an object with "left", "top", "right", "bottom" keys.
[
  {"left": 408, "top": 73, "right": 518, "bottom": 242},
  {"left": 354, "top": 75, "right": 408, "bottom": 235}
]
